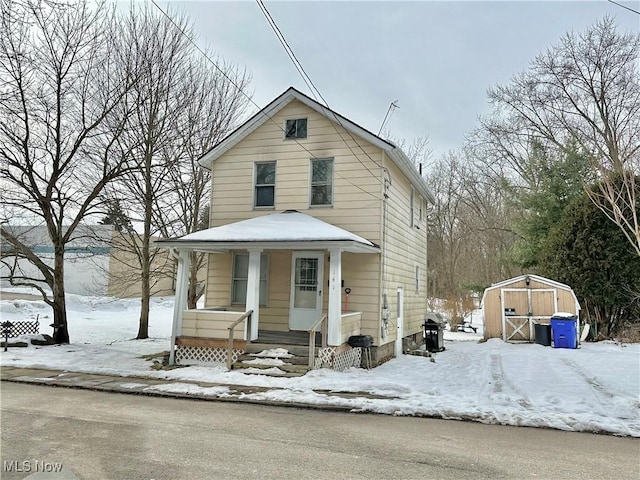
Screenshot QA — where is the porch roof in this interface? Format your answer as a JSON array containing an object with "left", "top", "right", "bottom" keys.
[{"left": 156, "top": 210, "right": 381, "bottom": 254}]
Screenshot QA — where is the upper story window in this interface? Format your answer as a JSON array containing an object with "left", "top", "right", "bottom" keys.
[
  {"left": 419, "top": 195, "right": 424, "bottom": 222},
  {"left": 254, "top": 161, "right": 276, "bottom": 208},
  {"left": 310, "top": 158, "right": 333, "bottom": 206},
  {"left": 285, "top": 118, "right": 307, "bottom": 139}
]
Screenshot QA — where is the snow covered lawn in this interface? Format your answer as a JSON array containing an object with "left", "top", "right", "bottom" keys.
[{"left": 1, "top": 291, "right": 638, "bottom": 437}]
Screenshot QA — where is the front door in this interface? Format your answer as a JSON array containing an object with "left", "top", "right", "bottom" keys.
[{"left": 289, "top": 251, "right": 324, "bottom": 330}]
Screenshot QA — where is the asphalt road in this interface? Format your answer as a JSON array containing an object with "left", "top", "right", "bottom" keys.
[{"left": 1, "top": 383, "right": 638, "bottom": 480}]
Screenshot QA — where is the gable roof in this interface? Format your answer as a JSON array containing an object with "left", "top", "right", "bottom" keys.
[
  {"left": 199, "top": 87, "right": 435, "bottom": 204},
  {"left": 481, "top": 274, "right": 580, "bottom": 309},
  {"left": 155, "top": 210, "right": 380, "bottom": 254}
]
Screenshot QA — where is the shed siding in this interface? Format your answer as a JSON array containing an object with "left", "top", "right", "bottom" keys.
[{"left": 483, "top": 276, "right": 579, "bottom": 340}]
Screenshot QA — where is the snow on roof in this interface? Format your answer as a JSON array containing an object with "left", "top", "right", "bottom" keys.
[{"left": 158, "top": 211, "right": 378, "bottom": 249}]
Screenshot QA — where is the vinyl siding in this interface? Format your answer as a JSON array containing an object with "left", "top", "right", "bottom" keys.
[
  {"left": 379, "top": 153, "right": 429, "bottom": 346},
  {"left": 203, "top": 99, "right": 431, "bottom": 349},
  {"left": 209, "top": 100, "right": 383, "bottom": 243}
]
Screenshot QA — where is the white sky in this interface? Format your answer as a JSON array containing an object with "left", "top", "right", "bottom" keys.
[{"left": 157, "top": 0, "right": 640, "bottom": 162}]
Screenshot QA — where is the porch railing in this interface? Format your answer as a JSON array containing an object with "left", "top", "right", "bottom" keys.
[
  {"left": 226, "top": 310, "right": 253, "bottom": 370},
  {"left": 308, "top": 315, "right": 327, "bottom": 369}
]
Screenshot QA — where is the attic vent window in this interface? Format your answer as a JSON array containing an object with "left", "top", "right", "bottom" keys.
[{"left": 285, "top": 118, "right": 307, "bottom": 139}]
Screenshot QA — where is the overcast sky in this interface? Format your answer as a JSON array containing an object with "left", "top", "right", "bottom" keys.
[{"left": 161, "top": 1, "right": 639, "bottom": 161}]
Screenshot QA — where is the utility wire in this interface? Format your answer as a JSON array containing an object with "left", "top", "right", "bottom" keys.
[
  {"left": 149, "top": 0, "right": 381, "bottom": 201},
  {"left": 607, "top": 0, "right": 640, "bottom": 15},
  {"left": 255, "top": 0, "right": 388, "bottom": 181}
]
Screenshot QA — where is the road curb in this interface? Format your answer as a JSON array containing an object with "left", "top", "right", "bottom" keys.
[{"left": 0, "top": 369, "right": 370, "bottom": 415}]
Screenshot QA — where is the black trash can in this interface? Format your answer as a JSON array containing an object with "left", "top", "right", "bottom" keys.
[
  {"left": 534, "top": 323, "right": 552, "bottom": 347},
  {"left": 423, "top": 319, "right": 445, "bottom": 352}
]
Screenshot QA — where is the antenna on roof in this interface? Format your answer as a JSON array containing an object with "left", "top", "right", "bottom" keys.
[{"left": 378, "top": 100, "right": 399, "bottom": 136}]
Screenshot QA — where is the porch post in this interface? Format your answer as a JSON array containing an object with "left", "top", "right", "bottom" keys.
[
  {"left": 169, "top": 249, "right": 191, "bottom": 365},
  {"left": 245, "top": 248, "right": 262, "bottom": 341},
  {"left": 327, "top": 247, "right": 342, "bottom": 346}
]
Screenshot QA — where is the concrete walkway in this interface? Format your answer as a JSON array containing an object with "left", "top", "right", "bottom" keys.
[{"left": 0, "top": 366, "right": 398, "bottom": 411}]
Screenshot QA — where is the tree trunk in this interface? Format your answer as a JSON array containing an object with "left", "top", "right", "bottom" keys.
[
  {"left": 137, "top": 236, "right": 151, "bottom": 339},
  {"left": 52, "top": 245, "right": 69, "bottom": 344}
]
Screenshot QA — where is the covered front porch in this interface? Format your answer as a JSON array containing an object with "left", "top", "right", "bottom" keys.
[{"left": 156, "top": 211, "right": 379, "bottom": 372}]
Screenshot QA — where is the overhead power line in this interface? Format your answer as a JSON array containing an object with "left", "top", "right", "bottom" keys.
[
  {"left": 255, "top": 0, "right": 388, "bottom": 180},
  {"left": 150, "top": 0, "right": 405, "bottom": 201},
  {"left": 607, "top": 0, "right": 640, "bottom": 15}
]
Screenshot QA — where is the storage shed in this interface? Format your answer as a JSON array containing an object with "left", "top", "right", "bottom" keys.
[{"left": 481, "top": 274, "right": 580, "bottom": 342}]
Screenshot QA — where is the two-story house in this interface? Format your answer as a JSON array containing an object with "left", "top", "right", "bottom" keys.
[{"left": 158, "top": 87, "right": 435, "bottom": 373}]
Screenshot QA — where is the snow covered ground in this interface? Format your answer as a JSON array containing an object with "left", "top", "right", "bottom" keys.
[{"left": 1, "top": 289, "right": 638, "bottom": 437}]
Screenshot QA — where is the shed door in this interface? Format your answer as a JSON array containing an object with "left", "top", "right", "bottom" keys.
[{"left": 501, "top": 289, "right": 557, "bottom": 342}]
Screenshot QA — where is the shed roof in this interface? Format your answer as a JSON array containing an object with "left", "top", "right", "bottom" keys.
[
  {"left": 198, "top": 87, "right": 435, "bottom": 204},
  {"left": 481, "top": 274, "right": 579, "bottom": 307},
  {"left": 155, "top": 210, "right": 380, "bottom": 254}
]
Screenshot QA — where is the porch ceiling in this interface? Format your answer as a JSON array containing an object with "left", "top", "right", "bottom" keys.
[{"left": 156, "top": 211, "right": 381, "bottom": 254}]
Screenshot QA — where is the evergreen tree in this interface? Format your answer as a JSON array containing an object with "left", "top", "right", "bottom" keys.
[
  {"left": 540, "top": 181, "right": 640, "bottom": 337},
  {"left": 99, "top": 200, "right": 133, "bottom": 233},
  {"left": 508, "top": 141, "right": 592, "bottom": 268}
]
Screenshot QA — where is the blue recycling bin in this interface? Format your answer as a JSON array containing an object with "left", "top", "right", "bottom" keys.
[{"left": 550, "top": 316, "right": 578, "bottom": 349}]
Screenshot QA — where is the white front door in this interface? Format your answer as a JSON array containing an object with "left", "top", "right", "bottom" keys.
[{"left": 289, "top": 252, "right": 324, "bottom": 330}]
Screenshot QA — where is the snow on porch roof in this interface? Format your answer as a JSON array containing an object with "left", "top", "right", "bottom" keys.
[{"left": 156, "top": 210, "right": 380, "bottom": 253}]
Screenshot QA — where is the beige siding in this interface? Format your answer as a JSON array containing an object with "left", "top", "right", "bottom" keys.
[
  {"left": 205, "top": 253, "right": 233, "bottom": 307},
  {"left": 340, "top": 253, "right": 381, "bottom": 340},
  {"left": 260, "top": 251, "right": 291, "bottom": 331},
  {"left": 203, "top": 99, "right": 432, "bottom": 351},
  {"left": 107, "top": 233, "right": 175, "bottom": 298},
  {"left": 340, "top": 312, "right": 362, "bottom": 344},
  {"left": 378, "top": 153, "right": 429, "bottom": 346},
  {"left": 483, "top": 277, "right": 579, "bottom": 339},
  {"left": 181, "top": 310, "right": 247, "bottom": 339},
  {"left": 205, "top": 99, "right": 386, "bottom": 340},
  {"left": 209, "top": 100, "right": 383, "bottom": 243}
]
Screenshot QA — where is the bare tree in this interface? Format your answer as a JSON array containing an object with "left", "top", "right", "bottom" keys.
[
  {"left": 104, "top": 4, "right": 251, "bottom": 337},
  {"left": 486, "top": 17, "right": 640, "bottom": 255},
  {"left": 157, "top": 54, "right": 250, "bottom": 309},
  {"left": 0, "top": 0, "right": 136, "bottom": 343},
  {"left": 423, "top": 145, "right": 523, "bottom": 305}
]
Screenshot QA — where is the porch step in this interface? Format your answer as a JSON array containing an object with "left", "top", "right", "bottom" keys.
[
  {"left": 231, "top": 362, "right": 310, "bottom": 376},
  {"left": 243, "top": 343, "right": 320, "bottom": 357},
  {"left": 236, "top": 354, "right": 309, "bottom": 366},
  {"left": 232, "top": 343, "right": 319, "bottom": 377}
]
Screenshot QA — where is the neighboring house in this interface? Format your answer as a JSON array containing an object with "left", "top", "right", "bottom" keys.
[
  {"left": 0, "top": 225, "right": 175, "bottom": 298},
  {"left": 481, "top": 274, "right": 581, "bottom": 342},
  {"left": 157, "top": 87, "right": 435, "bottom": 371}
]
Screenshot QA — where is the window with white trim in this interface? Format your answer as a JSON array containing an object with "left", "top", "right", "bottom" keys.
[
  {"left": 419, "top": 195, "right": 424, "bottom": 222},
  {"left": 415, "top": 265, "right": 420, "bottom": 293},
  {"left": 310, "top": 158, "right": 333, "bottom": 206},
  {"left": 285, "top": 118, "right": 307, "bottom": 139},
  {"left": 254, "top": 161, "right": 276, "bottom": 208},
  {"left": 231, "top": 253, "right": 268, "bottom": 305}
]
